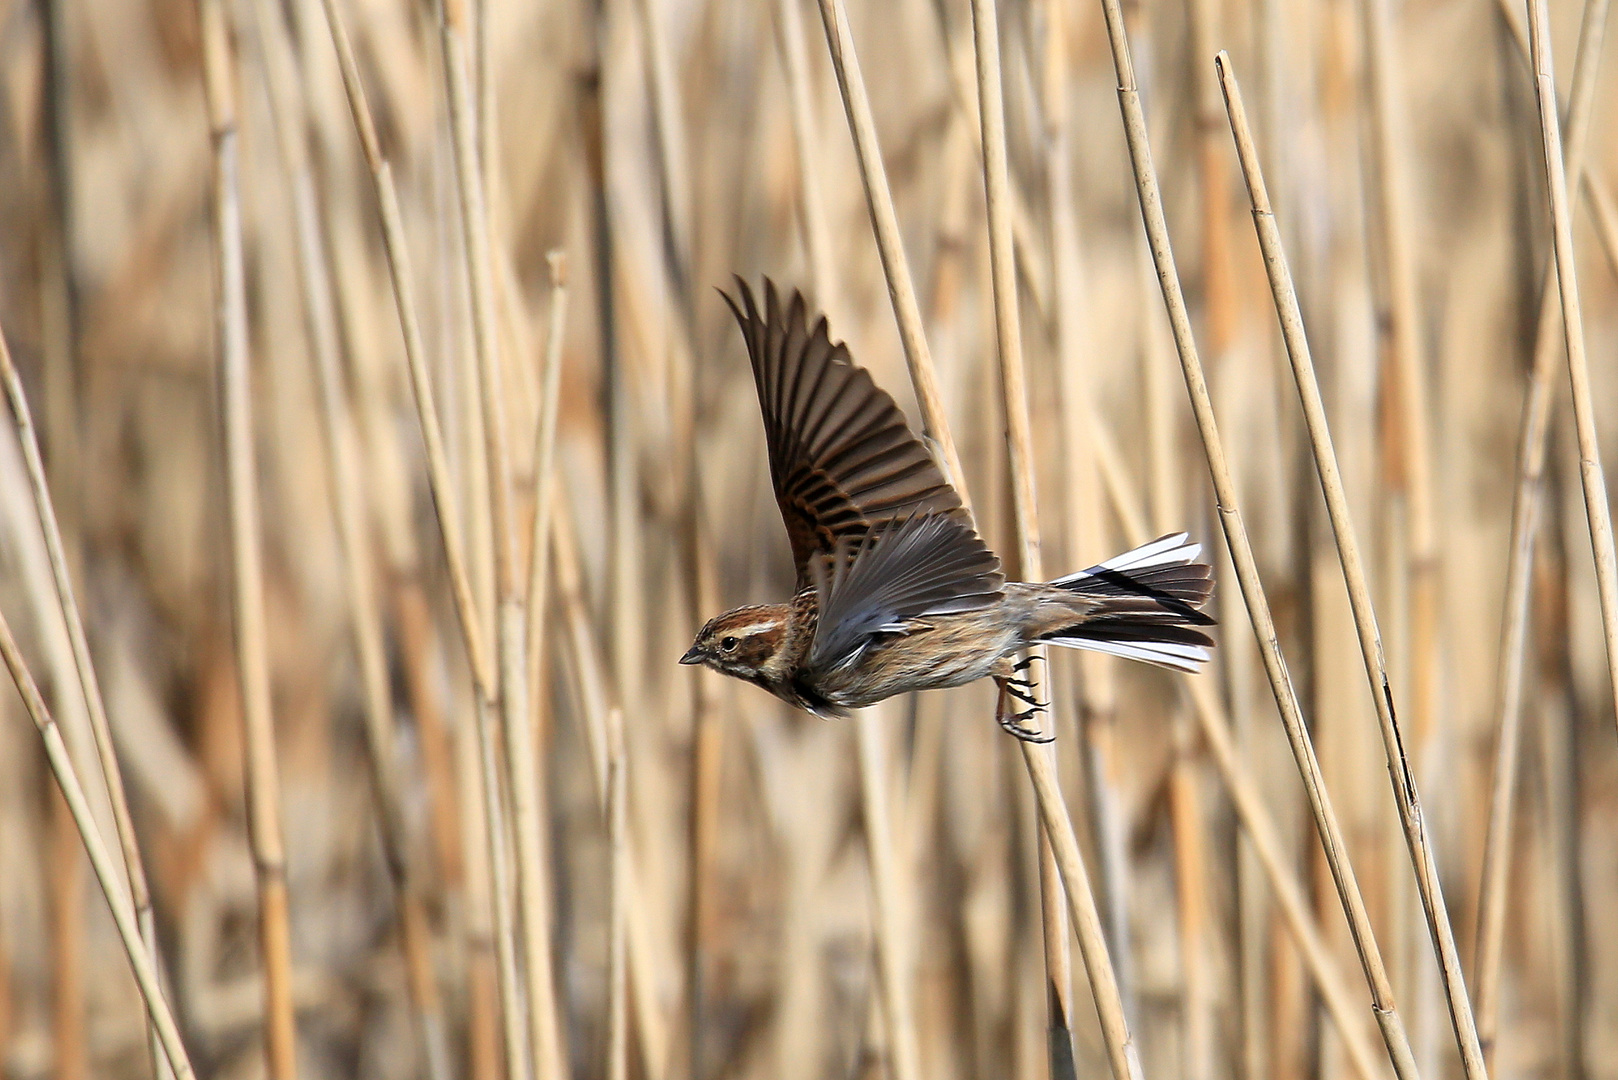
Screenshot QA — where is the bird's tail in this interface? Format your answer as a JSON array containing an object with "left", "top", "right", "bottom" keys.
[{"left": 1039, "top": 533, "right": 1216, "bottom": 672}]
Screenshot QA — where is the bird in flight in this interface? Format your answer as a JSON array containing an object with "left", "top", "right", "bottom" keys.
[{"left": 681, "top": 279, "right": 1215, "bottom": 741}]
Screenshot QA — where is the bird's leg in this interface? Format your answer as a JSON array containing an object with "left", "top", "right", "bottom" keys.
[{"left": 994, "top": 674, "right": 1054, "bottom": 744}]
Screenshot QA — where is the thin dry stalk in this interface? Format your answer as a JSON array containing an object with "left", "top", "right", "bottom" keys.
[
  {"left": 1474, "top": 0, "right": 1611, "bottom": 1060},
  {"left": 606, "top": 707, "right": 629, "bottom": 1080},
  {"left": 0, "top": 288, "right": 170, "bottom": 1080},
  {"left": 1589, "top": 172, "right": 1618, "bottom": 280},
  {"left": 776, "top": 15, "right": 926, "bottom": 1078},
  {"left": 242, "top": 6, "right": 453, "bottom": 1076},
  {"left": 1041, "top": 0, "right": 1134, "bottom": 1019},
  {"left": 521, "top": 251, "right": 569, "bottom": 1080},
  {"left": 772, "top": 0, "right": 836, "bottom": 310},
  {"left": 199, "top": 4, "right": 298, "bottom": 1074},
  {"left": 1093, "top": 396, "right": 1386, "bottom": 1080},
  {"left": 1091, "top": 6, "right": 1420, "bottom": 1072},
  {"left": 48, "top": 782, "right": 84, "bottom": 1080},
  {"left": 1358, "top": 0, "right": 1439, "bottom": 773},
  {"left": 1217, "top": 52, "right": 1487, "bottom": 1079},
  {"left": 314, "top": 0, "right": 527, "bottom": 1073},
  {"left": 0, "top": 603, "right": 196, "bottom": 1078},
  {"left": 435, "top": 12, "right": 557, "bottom": 1080},
  {"left": 1525, "top": 0, "right": 1618, "bottom": 795},
  {"left": 632, "top": 0, "right": 692, "bottom": 301},
  {"left": 854, "top": 713, "right": 922, "bottom": 1080},
  {"left": 813, "top": 0, "right": 969, "bottom": 498},
  {"left": 551, "top": 490, "right": 669, "bottom": 1080},
  {"left": 967, "top": 2, "right": 1078, "bottom": 1077}
]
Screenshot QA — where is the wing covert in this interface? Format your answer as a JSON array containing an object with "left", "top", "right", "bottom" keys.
[{"left": 808, "top": 512, "right": 1004, "bottom": 674}]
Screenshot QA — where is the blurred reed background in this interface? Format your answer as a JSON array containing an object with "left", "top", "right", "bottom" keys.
[{"left": 0, "top": 0, "right": 1616, "bottom": 1076}]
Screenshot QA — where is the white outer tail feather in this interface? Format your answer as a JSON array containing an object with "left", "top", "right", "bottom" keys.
[
  {"left": 1043, "top": 635, "right": 1211, "bottom": 673},
  {"left": 1050, "top": 531, "right": 1202, "bottom": 585},
  {"left": 1046, "top": 532, "right": 1211, "bottom": 672}
]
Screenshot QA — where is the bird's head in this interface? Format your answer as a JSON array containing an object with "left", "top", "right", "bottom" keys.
[{"left": 680, "top": 605, "right": 791, "bottom": 683}]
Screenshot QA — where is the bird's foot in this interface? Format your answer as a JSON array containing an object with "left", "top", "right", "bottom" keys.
[{"left": 1012, "top": 654, "right": 1046, "bottom": 674}]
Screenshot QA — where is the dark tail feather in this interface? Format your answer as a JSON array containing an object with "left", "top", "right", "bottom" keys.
[{"left": 1042, "top": 533, "right": 1216, "bottom": 672}]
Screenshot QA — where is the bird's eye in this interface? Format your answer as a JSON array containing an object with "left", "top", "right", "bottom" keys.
[{"left": 720, "top": 636, "right": 738, "bottom": 651}]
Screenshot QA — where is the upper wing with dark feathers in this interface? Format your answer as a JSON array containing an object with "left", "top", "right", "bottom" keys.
[
  {"left": 808, "top": 512, "right": 1005, "bottom": 674},
  {"left": 722, "top": 278, "right": 990, "bottom": 587}
]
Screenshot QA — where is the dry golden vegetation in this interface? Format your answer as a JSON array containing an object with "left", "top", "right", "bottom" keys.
[{"left": 0, "top": 0, "right": 1616, "bottom": 1077}]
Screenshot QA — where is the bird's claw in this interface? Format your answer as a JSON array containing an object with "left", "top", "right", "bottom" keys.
[
  {"left": 1012, "top": 654, "right": 1046, "bottom": 674},
  {"left": 1003, "top": 682, "right": 1041, "bottom": 707},
  {"left": 997, "top": 706, "right": 1055, "bottom": 744}
]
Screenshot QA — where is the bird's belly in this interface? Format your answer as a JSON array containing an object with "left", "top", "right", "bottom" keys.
[{"left": 808, "top": 626, "right": 1014, "bottom": 708}]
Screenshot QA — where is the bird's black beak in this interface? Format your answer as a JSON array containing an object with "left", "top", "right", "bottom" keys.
[{"left": 679, "top": 645, "right": 703, "bottom": 666}]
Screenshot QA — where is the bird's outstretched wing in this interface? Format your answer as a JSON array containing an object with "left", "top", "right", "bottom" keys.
[
  {"left": 722, "top": 278, "right": 992, "bottom": 589},
  {"left": 808, "top": 512, "right": 1004, "bottom": 674}
]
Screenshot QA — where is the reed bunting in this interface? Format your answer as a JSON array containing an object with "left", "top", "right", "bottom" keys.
[{"left": 681, "top": 279, "right": 1215, "bottom": 741}]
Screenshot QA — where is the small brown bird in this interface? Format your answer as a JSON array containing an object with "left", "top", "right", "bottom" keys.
[{"left": 681, "top": 280, "right": 1215, "bottom": 741}]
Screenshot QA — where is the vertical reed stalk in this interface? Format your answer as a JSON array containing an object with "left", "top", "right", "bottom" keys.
[
  {"left": 1359, "top": 0, "right": 1439, "bottom": 781},
  {"left": 242, "top": 5, "right": 453, "bottom": 1076},
  {"left": 967, "top": 4, "right": 1078, "bottom": 1079},
  {"left": 772, "top": 0, "right": 836, "bottom": 310},
  {"left": 48, "top": 783, "right": 84, "bottom": 1080},
  {"left": 1041, "top": 0, "right": 1134, "bottom": 1021},
  {"left": 315, "top": 0, "right": 527, "bottom": 1073},
  {"left": 435, "top": 12, "right": 558, "bottom": 1080},
  {"left": 1474, "top": 0, "right": 1611, "bottom": 1061},
  {"left": 1090, "top": 394, "right": 1385, "bottom": 1080},
  {"left": 551, "top": 490, "right": 669, "bottom": 1080},
  {"left": 522, "top": 251, "right": 569, "bottom": 1080},
  {"left": 813, "top": 0, "right": 969, "bottom": 497},
  {"left": 0, "top": 610, "right": 197, "bottom": 1080},
  {"left": 1588, "top": 173, "right": 1618, "bottom": 278},
  {"left": 778, "top": 13, "right": 925, "bottom": 1079},
  {"left": 199, "top": 4, "right": 298, "bottom": 1074},
  {"left": 606, "top": 707, "right": 629, "bottom": 1080},
  {"left": 1093, "top": 4, "right": 1421, "bottom": 1070},
  {"left": 854, "top": 712, "right": 922, "bottom": 1080},
  {"left": 1217, "top": 51, "right": 1488, "bottom": 1079},
  {"left": 1524, "top": 0, "right": 1618, "bottom": 798}
]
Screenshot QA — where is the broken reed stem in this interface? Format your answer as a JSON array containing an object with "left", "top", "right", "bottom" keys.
[
  {"left": 1092, "top": 6, "right": 1420, "bottom": 1072},
  {"left": 0, "top": 609, "right": 197, "bottom": 1079},
  {"left": 242, "top": 4, "right": 453, "bottom": 1075},
  {"left": 1526, "top": 0, "right": 1618, "bottom": 791},
  {"left": 1474, "top": 0, "right": 1610, "bottom": 1060},
  {"left": 1217, "top": 52, "right": 1487, "bottom": 1080},
  {"left": 200, "top": 4, "right": 299, "bottom": 1075},
  {"left": 522, "top": 251, "right": 569, "bottom": 1080},
  {"left": 0, "top": 285, "right": 170, "bottom": 1080},
  {"left": 813, "top": 0, "right": 969, "bottom": 499},
  {"left": 315, "top": 0, "right": 527, "bottom": 1073},
  {"left": 967, "top": 2, "right": 1080, "bottom": 1078}
]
